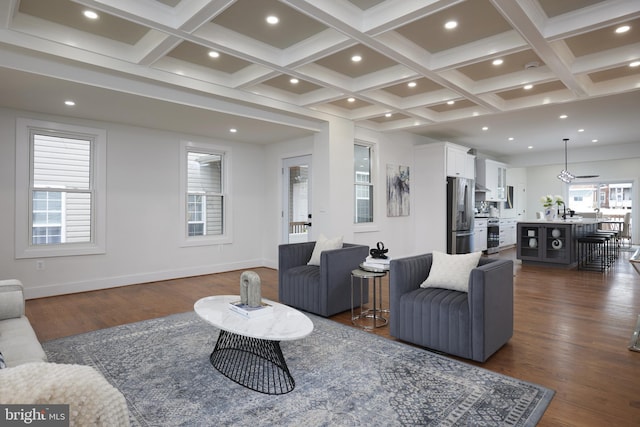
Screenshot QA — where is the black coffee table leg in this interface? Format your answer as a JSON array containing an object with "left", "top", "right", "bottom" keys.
[{"left": 209, "top": 330, "right": 295, "bottom": 395}]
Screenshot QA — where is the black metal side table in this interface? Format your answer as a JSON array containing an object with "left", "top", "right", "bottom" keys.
[{"left": 351, "top": 267, "right": 388, "bottom": 329}]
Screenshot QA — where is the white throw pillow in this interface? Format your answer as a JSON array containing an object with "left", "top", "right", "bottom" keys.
[
  {"left": 307, "top": 234, "right": 343, "bottom": 266},
  {"left": 420, "top": 251, "right": 482, "bottom": 292}
]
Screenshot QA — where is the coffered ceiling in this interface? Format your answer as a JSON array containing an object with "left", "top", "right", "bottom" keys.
[{"left": 0, "top": 0, "right": 639, "bottom": 158}]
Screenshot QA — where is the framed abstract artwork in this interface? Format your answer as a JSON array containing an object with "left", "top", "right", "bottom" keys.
[{"left": 387, "top": 164, "right": 410, "bottom": 217}]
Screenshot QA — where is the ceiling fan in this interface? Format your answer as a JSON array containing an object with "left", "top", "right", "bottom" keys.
[{"left": 557, "top": 138, "right": 599, "bottom": 182}]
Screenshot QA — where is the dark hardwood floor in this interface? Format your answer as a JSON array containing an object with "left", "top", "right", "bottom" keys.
[{"left": 26, "top": 248, "right": 640, "bottom": 426}]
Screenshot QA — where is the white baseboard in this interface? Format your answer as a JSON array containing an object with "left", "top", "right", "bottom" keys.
[{"left": 23, "top": 259, "right": 269, "bottom": 300}]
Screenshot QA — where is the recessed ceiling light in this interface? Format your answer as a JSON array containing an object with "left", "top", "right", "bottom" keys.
[
  {"left": 447, "top": 100, "right": 455, "bottom": 105},
  {"left": 290, "top": 78, "right": 299, "bottom": 84},
  {"left": 266, "top": 15, "right": 279, "bottom": 25},
  {"left": 482, "top": 126, "right": 489, "bottom": 131},
  {"left": 229, "top": 128, "right": 237, "bottom": 133},
  {"left": 578, "top": 128, "right": 585, "bottom": 132},
  {"left": 630, "top": 61, "right": 640, "bottom": 67},
  {"left": 508, "top": 137, "right": 514, "bottom": 141},
  {"left": 83, "top": 10, "right": 99, "bottom": 20},
  {"left": 523, "top": 84, "right": 533, "bottom": 90},
  {"left": 615, "top": 25, "right": 630, "bottom": 34},
  {"left": 208, "top": 51, "right": 220, "bottom": 58},
  {"left": 347, "top": 97, "right": 356, "bottom": 103},
  {"left": 492, "top": 59, "right": 503, "bottom": 66},
  {"left": 407, "top": 81, "right": 417, "bottom": 88},
  {"left": 592, "top": 139, "right": 598, "bottom": 143},
  {"left": 444, "top": 20, "right": 458, "bottom": 30},
  {"left": 351, "top": 55, "right": 362, "bottom": 62},
  {"left": 528, "top": 146, "right": 533, "bottom": 149},
  {"left": 385, "top": 112, "right": 392, "bottom": 117},
  {"left": 64, "top": 100, "right": 75, "bottom": 106},
  {"left": 559, "top": 114, "right": 568, "bottom": 119}
]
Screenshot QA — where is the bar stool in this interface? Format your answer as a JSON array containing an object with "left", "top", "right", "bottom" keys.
[
  {"left": 596, "top": 229, "right": 620, "bottom": 260},
  {"left": 577, "top": 235, "right": 608, "bottom": 272},
  {"left": 591, "top": 230, "right": 618, "bottom": 264}
]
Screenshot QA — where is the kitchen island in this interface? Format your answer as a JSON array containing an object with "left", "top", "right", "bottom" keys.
[{"left": 517, "top": 219, "right": 600, "bottom": 268}]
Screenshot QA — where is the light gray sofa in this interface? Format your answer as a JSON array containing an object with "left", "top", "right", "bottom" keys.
[
  {"left": 278, "top": 242, "right": 369, "bottom": 317},
  {"left": 0, "top": 279, "right": 48, "bottom": 367},
  {"left": 390, "top": 254, "right": 513, "bottom": 362}
]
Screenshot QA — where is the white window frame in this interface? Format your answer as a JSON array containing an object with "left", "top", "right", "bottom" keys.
[
  {"left": 15, "top": 118, "right": 106, "bottom": 258},
  {"left": 32, "top": 190, "right": 65, "bottom": 244},
  {"left": 353, "top": 140, "right": 379, "bottom": 233},
  {"left": 179, "top": 140, "right": 232, "bottom": 247},
  {"left": 187, "top": 193, "right": 206, "bottom": 236}
]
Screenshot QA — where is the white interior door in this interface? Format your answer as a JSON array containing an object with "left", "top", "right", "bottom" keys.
[{"left": 282, "top": 155, "right": 312, "bottom": 243}]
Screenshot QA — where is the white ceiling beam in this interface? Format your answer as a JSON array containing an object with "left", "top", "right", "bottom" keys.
[
  {"left": 0, "top": 0, "right": 19, "bottom": 28},
  {"left": 429, "top": 31, "right": 529, "bottom": 71},
  {"left": 298, "top": 87, "right": 345, "bottom": 107},
  {"left": 491, "top": 0, "right": 589, "bottom": 98},
  {"left": 0, "top": 42, "right": 328, "bottom": 130},
  {"left": 231, "top": 65, "right": 280, "bottom": 89},
  {"left": 9, "top": 13, "right": 144, "bottom": 63},
  {"left": 281, "top": 29, "right": 353, "bottom": 69},
  {"left": 73, "top": 0, "right": 235, "bottom": 31},
  {"left": 542, "top": 0, "right": 640, "bottom": 40},
  {"left": 136, "top": 34, "right": 183, "bottom": 66},
  {"left": 572, "top": 42, "right": 640, "bottom": 74},
  {"left": 371, "top": 31, "right": 502, "bottom": 113},
  {"left": 362, "top": 0, "right": 463, "bottom": 35}
]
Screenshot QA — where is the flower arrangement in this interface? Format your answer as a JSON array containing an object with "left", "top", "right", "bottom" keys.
[{"left": 540, "top": 194, "right": 564, "bottom": 208}]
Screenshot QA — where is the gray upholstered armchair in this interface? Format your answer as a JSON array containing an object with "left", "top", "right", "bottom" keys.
[
  {"left": 278, "top": 242, "right": 369, "bottom": 317},
  {"left": 390, "top": 254, "right": 513, "bottom": 362}
]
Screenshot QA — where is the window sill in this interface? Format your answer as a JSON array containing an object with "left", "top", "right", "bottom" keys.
[
  {"left": 16, "top": 243, "right": 106, "bottom": 259},
  {"left": 354, "top": 224, "right": 379, "bottom": 233},
  {"left": 180, "top": 236, "right": 232, "bottom": 248}
]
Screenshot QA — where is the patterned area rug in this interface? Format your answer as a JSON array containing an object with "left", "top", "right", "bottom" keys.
[{"left": 43, "top": 312, "right": 553, "bottom": 426}]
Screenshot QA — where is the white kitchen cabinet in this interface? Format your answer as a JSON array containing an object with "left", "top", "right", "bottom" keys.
[
  {"left": 446, "top": 144, "right": 475, "bottom": 179},
  {"left": 473, "top": 218, "right": 488, "bottom": 252},
  {"left": 499, "top": 218, "right": 517, "bottom": 248},
  {"left": 477, "top": 159, "right": 507, "bottom": 201}
]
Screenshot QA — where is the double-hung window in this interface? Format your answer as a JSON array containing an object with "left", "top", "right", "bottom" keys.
[
  {"left": 180, "top": 142, "right": 231, "bottom": 245},
  {"left": 354, "top": 143, "right": 374, "bottom": 224},
  {"left": 15, "top": 118, "right": 106, "bottom": 258}
]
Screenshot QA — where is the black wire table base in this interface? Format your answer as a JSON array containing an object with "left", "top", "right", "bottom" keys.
[{"left": 209, "top": 330, "right": 295, "bottom": 395}]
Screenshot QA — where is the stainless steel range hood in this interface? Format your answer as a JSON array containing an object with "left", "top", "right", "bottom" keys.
[{"left": 475, "top": 182, "right": 490, "bottom": 192}]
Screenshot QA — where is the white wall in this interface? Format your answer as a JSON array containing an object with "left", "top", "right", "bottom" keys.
[
  {"left": 351, "top": 129, "right": 422, "bottom": 260},
  {"left": 0, "top": 108, "right": 268, "bottom": 298},
  {"left": 262, "top": 134, "right": 314, "bottom": 268},
  {"left": 261, "top": 123, "right": 425, "bottom": 266}
]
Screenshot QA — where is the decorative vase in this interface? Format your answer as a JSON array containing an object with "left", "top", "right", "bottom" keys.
[
  {"left": 240, "top": 271, "right": 262, "bottom": 307},
  {"left": 551, "top": 228, "right": 561, "bottom": 238},
  {"left": 544, "top": 207, "right": 557, "bottom": 221},
  {"left": 528, "top": 238, "right": 537, "bottom": 248}
]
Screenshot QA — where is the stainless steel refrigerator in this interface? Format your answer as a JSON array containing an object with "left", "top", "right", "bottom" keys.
[{"left": 447, "top": 176, "right": 475, "bottom": 254}]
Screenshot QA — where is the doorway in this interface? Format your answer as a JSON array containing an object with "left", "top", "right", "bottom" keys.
[{"left": 282, "top": 155, "right": 312, "bottom": 243}]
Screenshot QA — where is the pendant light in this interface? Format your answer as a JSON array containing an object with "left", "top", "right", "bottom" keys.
[{"left": 557, "top": 138, "right": 575, "bottom": 183}]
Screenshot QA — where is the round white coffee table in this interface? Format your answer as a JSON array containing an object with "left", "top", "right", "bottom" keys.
[{"left": 194, "top": 295, "right": 313, "bottom": 394}]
